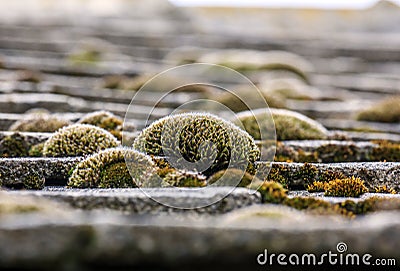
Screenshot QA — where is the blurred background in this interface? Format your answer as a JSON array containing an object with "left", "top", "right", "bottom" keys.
[{"left": 0, "top": 0, "right": 399, "bottom": 139}]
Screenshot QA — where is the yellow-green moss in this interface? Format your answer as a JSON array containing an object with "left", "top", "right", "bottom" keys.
[
  {"left": 77, "top": 111, "right": 124, "bottom": 140},
  {"left": 249, "top": 180, "right": 287, "bottom": 204},
  {"left": 356, "top": 96, "right": 400, "bottom": 123},
  {"left": 68, "top": 147, "right": 156, "bottom": 188},
  {"left": 28, "top": 142, "right": 45, "bottom": 157},
  {"left": 324, "top": 176, "right": 368, "bottom": 197},
  {"left": 43, "top": 124, "right": 119, "bottom": 157},
  {"left": 283, "top": 197, "right": 354, "bottom": 218},
  {"left": 98, "top": 162, "right": 133, "bottom": 188},
  {"left": 236, "top": 108, "right": 328, "bottom": 141},
  {"left": 10, "top": 115, "right": 70, "bottom": 133},
  {"left": 133, "top": 113, "right": 260, "bottom": 176}
]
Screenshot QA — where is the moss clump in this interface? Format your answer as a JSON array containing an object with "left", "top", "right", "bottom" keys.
[
  {"left": 356, "top": 96, "right": 400, "bottom": 123},
  {"left": 98, "top": 162, "right": 133, "bottom": 189},
  {"left": 23, "top": 174, "right": 45, "bottom": 190},
  {"left": 295, "top": 163, "right": 318, "bottom": 186},
  {"left": 28, "top": 142, "right": 45, "bottom": 157},
  {"left": 77, "top": 111, "right": 124, "bottom": 140},
  {"left": 374, "top": 185, "right": 397, "bottom": 194},
  {"left": 208, "top": 168, "right": 257, "bottom": 187},
  {"left": 198, "top": 50, "right": 313, "bottom": 82},
  {"left": 249, "top": 181, "right": 287, "bottom": 204},
  {"left": 133, "top": 113, "right": 260, "bottom": 176},
  {"left": 43, "top": 124, "right": 119, "bottom": 157},
  {"left": 316, "top": 143, "right": 359, "bottom": 163},
  {"left": 100, "top": 75, "right": 128, "bottom": 89},
  {"left": 370, "top": 140, "right": 400, "bottom": 162},
  {"left": 263, "top": 165, "right": 289, "bottom": 188},
  {"left": 15, "top": 69, "right": 42, "bottom": 83},
  {"left": 117, "top": 74, "right": 211, "bottom": 93},
  {"left": 162, "top": 170, "right": 207, "bottom": 188},
  {"left": 273, "top": 142, "right": 319, "bottom": 163},
  {"left": 10, "top": 115, "right": 71, "bottom": 133},
  {"left": 236, "top": 108, "right": 328, "bottom": 141},
  {"left": 339, "top": 197, "right": 400, "bottom": 215},
  {"left": 306, "top": 181, "right": 327, "bottom": 192},
  {"left": 284, "top": 197, "right": 331, "bottom": 210},
  {"left": 0, "top": 133, "right": 29, "bottom": 157},
  {"left": 0, "top": 195, "right": 42, "bottom": 214},
  {"left": 214, "top": 87, "right": 286, "bottom": 113},
  {"left": 68, "top": 148, "right": 155, "bottom": 188},
  {"left": 283, "top": 197, "right": 354, "bottom": 218},
  {"left": 324, "top": 176, "right": 368, "bottom": 197}
]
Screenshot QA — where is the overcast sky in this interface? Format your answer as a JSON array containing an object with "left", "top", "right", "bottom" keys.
[{"left": 170, "top": 0, "right": 400, "bottom": 9}]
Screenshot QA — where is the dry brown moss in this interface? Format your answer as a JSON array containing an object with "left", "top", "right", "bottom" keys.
[
  {"left": 356, "top": 96, "right": 400, "bottom": 123},
  {"left": 324, "top": 176, "right": 368, "bottom": 197}
]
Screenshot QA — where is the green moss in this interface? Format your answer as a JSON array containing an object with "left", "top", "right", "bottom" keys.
[
  {"left": 249, "top": 180, "right": 287, "bottom": 204},
  {"left": 0, "top": 200, "right": 41, "bottom": 214},
  {"left": 370, "top": 140, "right": 400, "bottom": 162},
  {"left": 356, "top": 96, "right": 400, "bottom": 123},
  {"left": 28, "top": 142, "right": 45, "bottom": 157},
  {"left": 68, "top": 147, "right": 155, "bottom": 188},
  {"left": 324, "top": 176, "right": 368, "bottom": 197},
  {"left": 0, "top": 133, "right": 29, "bottom": 157},
  {"left": 23, "top": 174, "right": 45, "bottom": 190},
  {"left": 99, "top": 162, "right": 133, "bottom": 188},
  {"left": 10, "top": 115, "right": 70, "bottom": 133},
  {"left": 236, "top": 108, "right": 328, "bottom": 141},
  {"left": 43, "top": 124, "right": 119, "bottom": 157},
  {"left": 133, "top": 113, "right": 260, "bottom": 176},
  {"left": 208, "top": 168, "right": 257, "bottom": 187},
  {"left": 77, "top": 111, "right": 124, "bottom": 140},
  {"left": 68, "top": 49, "right": 101, "bottom": 65}
]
